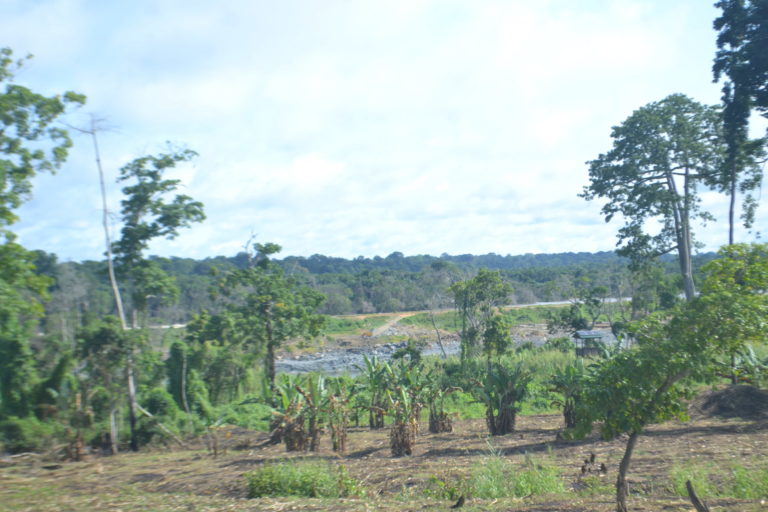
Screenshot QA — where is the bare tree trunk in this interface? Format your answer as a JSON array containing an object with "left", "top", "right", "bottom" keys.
[
  {"left": 180, "top": 349, "right": 193, "bottom": 435},
  {"left": 264, "top": 306, "right": 277, "bottom": 397},
  {"left": 666, "top": 171, "right": 695, "bottom": 300},
  {"left": 87, "top": 117, "right": 140, "bottom": 452},
  {"left": 686, "top": 479, "right": 711, "bottom": 512},
  {"left": 429, "top": 310, "right": 447, "bottom": 359},
  {"left": 616, "top": 430, "right": 640, "bottom": 512},
  {"left": 126, "top": 354, "right": 139, "bottom": 451},
  {"left": 728, "top": 173, "right": 736, "bottom": 245},
  {"left": 89, "top": 118, "right": 128, "bottom": 328},
  {"left": 109, "top": 407, "right": 119, "bottom": 455}
]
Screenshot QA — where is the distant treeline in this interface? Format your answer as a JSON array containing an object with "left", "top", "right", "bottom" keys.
[{"left": 33, "top": 249, "right": 717, "bottom": 334}]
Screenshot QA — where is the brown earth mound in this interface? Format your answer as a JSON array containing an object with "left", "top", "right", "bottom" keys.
[{"left": 689, "top": 385, "right": 768, "bottom": 420}]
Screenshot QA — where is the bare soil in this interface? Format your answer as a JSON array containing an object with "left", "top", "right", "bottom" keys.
[{"left": 2, "top": 387, "right": 767, "bottom": 511}]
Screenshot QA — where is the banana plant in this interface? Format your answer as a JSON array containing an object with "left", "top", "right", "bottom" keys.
[
  {"left": 471, "top": 361, "right": 531, "bottom": 436},
  {"left": 384, "top": 360, "right": 432, "bottom": 456},
  {"left": 549, "top": 358, "right": 586, "bottom": 429},
  {"left": 270, "top": 374, "right": 308, "bottom": 451},
  {"left": 325, "top": 377, "right": 351, "bottom": 454},
  {"left": 295, "top": 373, "right": 327, "bottom": 451},
  {"left": 354, "top": 355, "right": 388, "bottom": 429}
]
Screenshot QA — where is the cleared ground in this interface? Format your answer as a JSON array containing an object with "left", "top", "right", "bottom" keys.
[{"left": 2, "top": 389, "right": 767, "bottom": 511}]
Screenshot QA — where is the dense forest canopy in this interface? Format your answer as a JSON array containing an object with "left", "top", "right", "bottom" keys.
[{"left": 32, "top": 248, "right": 716, "bottom": 328}]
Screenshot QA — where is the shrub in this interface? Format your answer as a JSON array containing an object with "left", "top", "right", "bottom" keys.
[
  {"left": 0, "top": 416, "right": 59, "bottom": 453},
  {"left": 544, "top": 337, "right": 575, "bottom": 353},
  {"left": 245, "top": 460, "right": 364, "bottom": 498}
]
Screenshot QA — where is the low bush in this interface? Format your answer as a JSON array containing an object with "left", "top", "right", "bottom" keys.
[
  {"left": 0, "top": 416, "right": 60, "bottom": 453},
  {"left": 245, "top": 460, "right": 365, "bottom": 498}
]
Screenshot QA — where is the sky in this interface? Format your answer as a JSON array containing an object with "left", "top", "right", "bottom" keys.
[{"left": 2, "top": 0, "right": 766, "bottom": 262}]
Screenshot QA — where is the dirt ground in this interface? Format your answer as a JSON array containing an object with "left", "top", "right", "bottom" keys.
[{"left": 2, "top": 387, "right": 767, "bottom": 511}]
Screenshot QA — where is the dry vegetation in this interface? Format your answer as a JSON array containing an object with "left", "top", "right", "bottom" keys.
[{"left": 2, "top": 389, "right": 767, "bottom": 512}]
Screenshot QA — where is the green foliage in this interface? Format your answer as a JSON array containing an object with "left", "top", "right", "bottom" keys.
[
  {"left": 214, "top": 401, "right": 272, "bottom": 431},
  {"left": 0, "top": 415, "right": 60, "bottom": 453},
  {"left": 713, "top": 1, "right": 767, "bottom": 241},
  {"left": 450, "top": 269, "right": 513, "bottom": 360},
  {"left": 573, "top": 243, "right": 768, "bottom": 511},
  {"left": 0, "top": 47, "right": 85, "bottom": 229},
  {"left": 324, "top": 315, "right": 388, "bottom": 335},
  {"left": 582, "top": 94, "right": 725, "bottom": 300},
  {"left": 0, "top": 46, "right": 83, "bottom": 427},
  {"left": 113, "top": 148, "right": 204, "bottom": 269},
  {"left": 245, "top": 460, "right": 364, "bottom": 498},
  {"left": 714, "top": 0, "right": 768, "bottom": 116},
  {"left": 669, "top": 459, "right": 768, "bottom": 500},
  {"left": 576, "top": 475, "right": 614, "bottom": 497},
  {"left": 543, "top": 336, "right": 575, "bottom": 353},
  {"left": 548, "top": 359, "right": 587, "bottom": 429},
  {"left": 470, "top": 360, "right": 532, "bottom": 435},
  {"left": 354, "top": 355, "right": 388, "bottom": 429},
  {"left": 399, "top": 311, "right": 460, "bottom": 330},
  {"left": 669, "top": 461, "right": 719, "bottom": 499},
  {"left": 217, "top": 242, "right": 325, "bottom": 388},
  {"left": 426, "top": 453, "right": 564, "bottom": 500},
  {"left": 482, "top": 314, "right": 511, "bottom": 360}
]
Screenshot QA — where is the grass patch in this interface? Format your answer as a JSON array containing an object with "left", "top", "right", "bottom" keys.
[
  {"left": 444, "top": 391, "right": 486, "bottom": 420},
  {"left": 575, "top": 475, "right": 613, "bottom": 497},
  {"left": 501, "top": 306, "right": 562, "bottom": 325},
  {"left": 325, "top": 315, "right": 390, "bottom": 336},
  {"left": 399, "top": 311, "right": 459, "bottom": 331},
  {"left": 669, "top": 459, "right": 768, "bottom": 500},
  {"left": 425, "top": 451, "right": 564, "bottom": 500},
  {"left": 245, "top": 460, "right": 365, "bottom": 498}
]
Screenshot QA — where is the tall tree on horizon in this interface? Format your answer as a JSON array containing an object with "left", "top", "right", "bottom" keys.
[
  {"left": 582, "top": 94, "right": 725, "bottom": 301},
  {"left": 713, "top": 0, "right": 768, "bottom": 245}
]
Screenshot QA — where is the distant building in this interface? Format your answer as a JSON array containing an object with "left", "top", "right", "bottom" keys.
[{"left": 574, "top": 330, "right": 604, "bottom": 357}]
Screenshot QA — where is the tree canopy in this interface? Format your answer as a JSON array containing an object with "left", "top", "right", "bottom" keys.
[{"left": 582, "top": 94, "right": 726, "bottom": 300}]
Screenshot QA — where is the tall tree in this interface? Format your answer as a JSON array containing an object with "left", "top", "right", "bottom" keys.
[
  {"left": 0, "top": 47, "right": 84, "bottom": 418},
  {"left": 113, "top": 147, "right": 205, "bottom": 325},
  {"left": 713, "top": 0, "right": 768, "bottom": 244},
  {"left": 110, "top": 147, "right": 205, "bottom": 450},
  {"left": 218, "top": 242, "right": 326, "bottom": 393},
  {"left": 582, "top": 94, "right": 725, "bottom": 300},
  {"left": 449, "top": 269, "right": 512, "bottom": 361}
]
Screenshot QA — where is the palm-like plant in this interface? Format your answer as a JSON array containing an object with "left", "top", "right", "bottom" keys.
[
  {"left": 472, "top": 361, "right": 531, "bottom": 435},
  {"left": 270, "top": 374, "right": 308, "bottom": 451},
  {"left": 325, "top": 377, "right": 351, "bottom": 454},
  {"left": 296, "top": 374, "right": 327, "bottom": 451},
  {"left": 385, "top": 361, "right": 430, "bottom": 456},
  {"left": 422, "top": 365, "right": 460, "bottom": 433},
  {"left": 549, "top": 359, "right": 586, "bottom": 429},
  {"left": 354, "top": 355, "right": 388, "bottom": 429}
]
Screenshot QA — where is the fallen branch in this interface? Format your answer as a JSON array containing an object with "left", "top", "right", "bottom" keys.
[
  {"left": 686, "top": 480, "right": 711, "bottom": 512},
  {"left": 135, "top": 403, "right": 187, "bottom": 447}
]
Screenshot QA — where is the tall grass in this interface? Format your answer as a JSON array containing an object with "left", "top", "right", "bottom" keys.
[
  {"left": 669, "top": 459, "right": 768, "bottom": 500},
  {"left": 425, "top": 451, "right": 564, "bottom": 500}
]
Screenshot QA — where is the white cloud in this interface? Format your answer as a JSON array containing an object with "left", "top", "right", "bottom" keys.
[{"left": 6, "top": 0, "right": 764, "bottom": 262}]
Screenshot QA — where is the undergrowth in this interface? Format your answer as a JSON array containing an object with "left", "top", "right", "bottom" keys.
[
  {"left": 424, "top": 449, "right": 564, "bottom": 500},
  {"left": 245, "top": 459, "right": 366, "bottom": 498},
  {"left": 669, "top": 459, "right": 768, "bottom": 500}
]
